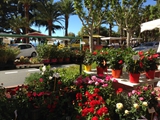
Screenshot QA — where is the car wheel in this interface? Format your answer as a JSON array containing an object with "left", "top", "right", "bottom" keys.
[{"left": 31, "top": 52, "right": 37, "bottom": 57}]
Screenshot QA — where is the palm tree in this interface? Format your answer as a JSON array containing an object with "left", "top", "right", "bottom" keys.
[
  {"left": 8, "top": 15, "right": 29, "bottom": 34},
  {"left": 34, "top": 0, "right": 63, "bottom": 36},
  {"left": 18, "top": 0, "right": 33, "bottom": 34},
  {"left": 58, "top": 0, "right": 75, "bottom": 36}
]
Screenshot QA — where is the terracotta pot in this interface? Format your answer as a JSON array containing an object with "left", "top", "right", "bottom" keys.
[
  {"left": 112, "top": 69, "right": 121, "bottom": 78},
  {"left": 129, "top": 72, "right": 140, "bottom": 83},
  {"left": 145, "top": 70, "right": 155, "bottom": 79},
  {"left": 84, "top": 65, "right": 91, "bottom": 72},
  {"left": 97, "top": 66, "right": 104, "bottom": 77}
]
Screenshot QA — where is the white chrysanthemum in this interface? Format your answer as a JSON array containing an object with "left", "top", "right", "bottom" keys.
[
  {"left": 49, "top": 76, "right": 53, "bottom": 80},
  {"left": 124, "top": 110, "right": 129, "bottom": 115},
  {"left": 116, "top": 103, "right": 123, "bottom": 109},
  {"left": 142, "top": 102, "right": 148, "bottom": 106},
  {"left": 133, "top": 103, "right": 139, "bottom": 109},
  {"left": 42, "top": 66, "right": 46, "bottom": 72}
]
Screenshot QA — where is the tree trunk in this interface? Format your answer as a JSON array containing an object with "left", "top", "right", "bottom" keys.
[
  {"left": 109, "top": 23, "right": 112, "bottom": 37},
  {"left": 48, "top": 20, "right": 52, "bottom": 36},
  {"left": 24, "top": 5, "right": 29, "bottom": 43},
  {"left": 65, "top": 15, "right": 69, "bottom": 36},
  {"left": 126, "top": 30, "right": 131, "bottom": 47}
]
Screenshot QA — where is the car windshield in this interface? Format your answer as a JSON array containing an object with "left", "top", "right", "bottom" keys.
[{"left": 142, "top": 42, "right": 154, "bottom": 46}]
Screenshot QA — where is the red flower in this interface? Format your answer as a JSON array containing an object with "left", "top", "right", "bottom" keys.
[
  {"left": 153, "top": 53, "right": 159, "bottom": 58},
  {"left": 76, "top": 93, "right": 82, "bottom": 100},
  {"left": 138, "top": 51, "right": 144, "bottom": 56},
  {"left": 118, "top": 60, "right": 123, "bottom": 64},
  {"left": 116, "top": 88, "right": 123, "bottom": 94},
  {"left": 33, "top": 92, "right": 37, "bottom": 97},
  {"left": 27, "top": 91, "right": 32, "bottom": 97},
  {"left": 92, "top": 51, "right": 97, "bottom": 55},
  {"left": 92, "top": 116, "right": 99, "bottom": 120},
  {"left": 96, "top": 106, "right": 108, "bottom": 116},
  {"left": 94, "top": 88, "right": 100, "bottom": 93},
  {"left": 139, "top": 61, "right": 143, "bottom": 68},
  {"left": 39, "top": 78, "right": 43, "bottom": 82},
  {"left": 58, "top": 80, "right": 62, "bottom": 85}
]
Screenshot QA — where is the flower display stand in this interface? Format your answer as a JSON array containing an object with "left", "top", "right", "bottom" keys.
[{"left": 16, "top": 63, "right": 44, "bottom": 69}]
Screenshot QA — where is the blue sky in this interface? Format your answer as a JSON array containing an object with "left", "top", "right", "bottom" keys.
[{"left": 32, "top": 0, "right": 157, "bottom": 36}]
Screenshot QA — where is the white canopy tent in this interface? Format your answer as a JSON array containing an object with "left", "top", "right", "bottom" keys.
[{"left": 140, "top": 19, "right": 160, "bottom": 32}]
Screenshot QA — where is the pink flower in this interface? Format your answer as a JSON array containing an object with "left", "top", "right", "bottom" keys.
[
  {"left": 139, "top": 97, "right": 144, "bottom": 101},
  {"left": 88, "top": 80, "right": 94, "bottom": 84},
  {"left": 39, "top": 78, "right": 43, "bottom": 82},
  {"left": 95, "top": 81, "right": 99, "bottom": 86},
  {"left": 102, "top": 84, "right": 108, "bottom": 87}
]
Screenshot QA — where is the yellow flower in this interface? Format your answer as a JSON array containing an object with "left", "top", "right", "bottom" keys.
[
  {"left": 124, "top": 110, "right": 129, "bottom": 115},
  {"left": 133, "top": 103, "right": 139, "bottom": 109},
  {"left": 142, "top": 102, "right": 148, "bottom": 106},
  {"left": 116, "top": 103, "right": 123, "bottom": 109}
]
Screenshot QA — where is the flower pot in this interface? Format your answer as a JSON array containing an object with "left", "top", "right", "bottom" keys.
[
  {"left": 50, "top": 58, "right": 57, "bottom": 64},
  {"left": 43, "top": 59, "right": 50, "bottom": 64},
  {"left": 112, "top": 69, "right": 121, "bottom": 78},
  {"left": 145, "top": 70, "right": 155, "bottom": 79},
  {"left": 64, "top": 57, "right": 70, "bottom": 63},
  {"left": 84, "top": 65, "right": 91, "bottom": 72},
  {"left": 129, "top": 72, "right": 140, "bottom": 83},
  {"left": 97, "top": 66, "right": 104, "bottom": 77},
  {"left": 58, "top": 58, "right": 64, "bottom": 64}
]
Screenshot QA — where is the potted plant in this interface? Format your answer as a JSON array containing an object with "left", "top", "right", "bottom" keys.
[
  {"left": 37, "top": 44, "right": 52, "bottom": 64},
  {"left": 108, "top": 48, "right": 124, "bottom": 78},
  {"left": 63, "top": 47, "right": 71, "bottom": 63},
  {"left": 93, "top": 49, "right": 108, "bottom": 76},
  {"left": 141, "top": 49, "right": 160, "bottom": 79},
  {"left": 124, "top": 48, "right": 144, "bottom": 83},
  {"left": 50, "top": 46, "right": 58, "bottom": 64},
  {"left": 57, "top": 49, "right": 64, "bottom": 63},
  {"left": 83, "top": 50, "right": 94, "bottom": 71}
]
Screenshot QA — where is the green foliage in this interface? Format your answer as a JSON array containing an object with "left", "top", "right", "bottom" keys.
[
  {"left": 25, "top": 72, "right": 42, "bottom": 85},
  {"left": 108, "top": 48, "right": 124, "bottom": 70},
  {"left": 37, "top": 44, "right": 52, "bottom": 59},
  {"left": 83, "top": 50, "right": 94, "bottom": 65},
  {"left": 124, "top": 48, "right": 144, "bottom": 73}
]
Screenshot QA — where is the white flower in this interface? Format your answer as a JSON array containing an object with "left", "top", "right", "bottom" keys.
[
  {"left": 42, "top": 66, "right": 46, "bottom": 72},
  {"left": 42, "top": 72, "right": 44, "bottom": 75},
  {"left": 133, "top": 103, "right": 139, "bottom": 109},
  {"left": 49, "top": 76, "right": 53, "bottom": 80},
  {"left": 116, "top": 103, "right": 123, "bottom": 110},
  {"left": 124, "top": 110, "right": 129, "bottom": 115},
  {"left": 142, "top": 102, "right": 148, "bottom": 106},
  {"left": 53, "top": 67, "right": 56, "bottom": 71}
]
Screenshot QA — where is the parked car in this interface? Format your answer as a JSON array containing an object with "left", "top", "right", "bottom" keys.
[
  {"left": 10, "top": 43, "right": 37, "bottom": 58},
  {"left": 132, "top": 41, "right": 159, "bottom": 52}
]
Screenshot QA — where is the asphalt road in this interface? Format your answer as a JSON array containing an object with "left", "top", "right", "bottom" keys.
[{"left": 0, "top": 64, "right": 78, "bottom": 88}]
